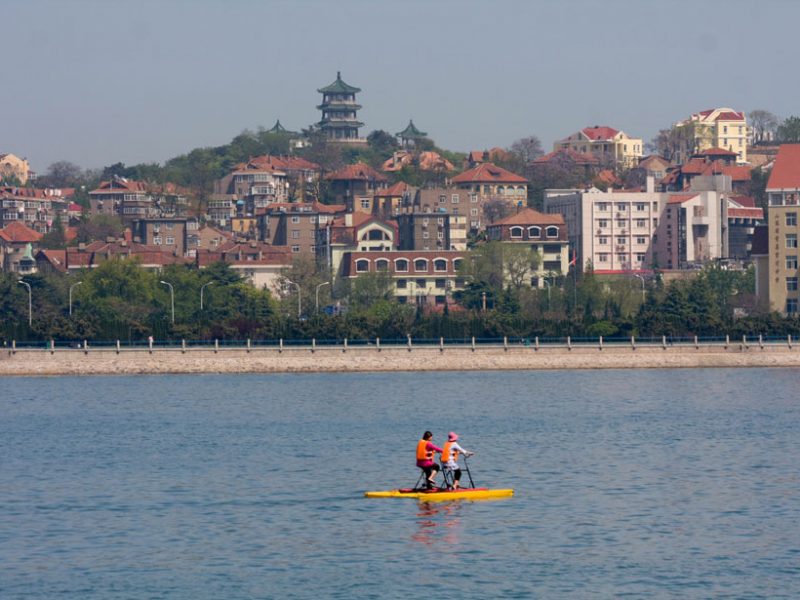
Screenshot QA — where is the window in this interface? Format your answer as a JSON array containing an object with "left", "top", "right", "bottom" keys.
[
  {"left": 356, "top": 259, "right": 369, "bottom": 272},
  {"left": 470, "top": 208, "right": 478, "bottom": 216},
  {"left": 437, "top": 232, "right": 444, "bottom": 239},
  {"left": 787, "top": 213, "right": 797, "bottom": 226},
  {"left": 528, "top": 226, "right": 541, "bottom": 237},
  {"left": 635, "top": 203, "right": 646, "bottom": 211},
  {"left": 598, "top": 219, "right": 608, "bottom": 228},
  {"left": 616, "top": 203, "right": 628, "bottom": 212},
  {"left": 453, "top": 208, "right": 459, "bottom": 215},
  {"left": 453, "top": 259, "right": 463, "bottom": 271},
  {"left": 165, "top": 222, "right": 174, "bottom": 230},
  {"left": 617, "top": 253, "right": 627, "bottom": 262},
  {"left": 291, "top": 245, "right": 300, "bottom": 253},
  {"left": 598, "top": 253, "right": 609, "bottom": 262},
  {"left": 434, "top": 259, "right": 447, "bottom": 272},
  {"left": 291, "top": 230, "right": 300, "bottom": 239},
  {"left": 787, "top": 299, "right": 798, "bottom": 313},
  {"left": 451, "top": 194, "right": 459, "bottom": 204},
  {"left": 616, "top": 220, "right": 626, "bottom": 228},
  {"left": 597, "top": 202, "right": 609, "bottom": 211},
  {"left": 787, "top": 277, "right": 798, "bottom": 291},
  {"left": 546, "top": 226, "right": 559, "bottom": 238},
  {"left": 616, "top": 236, "right": 626, "bottom": 245},
  {"left": 166, "top": 236, "right": 175, "bottom": 245},
  {"left": 422, "top": 217, "right": 429, "bottom": 225},
  {"left": 153, "top": 236, "right": 162, "bottom": 245},
  {"left": 361, "top": 199, "right": 371, "bottom": 210},
  {"left": 395, "top": 259, "right": 409, "bottom": 272},
  {"left": 635, "top": 219, "right": 647, "bottom": 228},
  {"left": 416, "top": 278, "right": 426, "bottom": 288},
  {"left": 636, "top": 236, "right": 647, "bottom": 245},
  {"left": 291, "top": 216, "right": 300, "bottom": 223},
  {"left": 510, "top": 226, "right": 523, "bottom": 238},
  {"left": 396, "top": 279, "right": 407, "bottom": 289},
  {"left": 423, "top": 231, "right": 429, "bottom": 239},
  {"left": 435, "top": 279, "right": 446, "bottom": 289},
  {"left": 598, "top": 237, "right": 608, "bottom": 245},
  {"left": 414, "top": 259, "right": 428, "bottom": 272},
  {"left": 787, "top": 256, "right": 798, "bottom": 270},
  {"left": 375, "top": 259, "right": 389, "bottom": 271},
  {"left": 439, "top": 195, "right": 447, "bottom": 204},
  {"left": 635, "top": 253, "right": 646, "bottom": 262},
  {"left": 470, "top": 194, "right": 478, "bottom": 203},
  {"left": 787, "top": 234, "right": 798, "bottom": 249}
]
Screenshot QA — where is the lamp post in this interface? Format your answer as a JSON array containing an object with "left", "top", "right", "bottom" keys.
[
  {"left": 160, "top": 280, "right": 175, "bottom": 324},
  {"left": 18, "top": 280, "right": 31, "bottom": 326},
  {"left": 69, "top": 281, "right": 83, "bottom": 316},
  {"left": 200, "top": 281, "right": 214, "bottom": 310},
  {"left": 315, "top": 281, "right": 330, "bottom": 313},
  {"left": 632, "top": 273, "right": 646, "bottom": 304},
  {"left": 285, "top": 279, "right": 301, "bottom": 318}
]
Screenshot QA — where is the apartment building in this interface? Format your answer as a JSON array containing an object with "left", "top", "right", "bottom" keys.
[
  {"left": 674, "top": 107, "right": 748, "bottom": 164},
  {"left": 325, "top": 162, "right": 388, "bottom": 210},
  {"left": 450, "top": 163, "right": 528, "bottom": 231},
  {"left": 259, "top": 201, "right": 345, "bottom": 258},
  {"left": 132, "top": 217, "right": 191, "bottom": 256},
  {"left": 754, "top": 145, "right": 800, "bottom": 313},
  {"left": 0, "top": 186, "right": 69, "bottom": 233},
  {"left": 0, "top": 153, "right": 32, "bottom": 184}
]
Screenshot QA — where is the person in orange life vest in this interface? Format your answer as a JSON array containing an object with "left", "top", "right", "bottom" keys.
[
  {"left": 441, "top": 432, "right": 474, "bottom": 490},
  {"left": 416, "top": 431, "right": 443, "bottom": 489}
]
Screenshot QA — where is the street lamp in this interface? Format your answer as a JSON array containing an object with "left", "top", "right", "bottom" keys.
[
  {"left": 200, "top": 281, "right": 214, "bottom": 310},
  {"left": 69, "top": 281, "right": 83, "bottom": 316},
  {"left": 632, "top": 273, "right": 646, "bottom": 303},
  {"left": 315, "top": 281, "right": 330, "bottom": 313},
  {"left": 160, "top": 280, "right": 175, "bottom": 324},
  {"left": 285, "top": 279, "right": 301, "bottom": 318},
  {"left": 18, "top": 280, "right": 31, "bottom": 326}
]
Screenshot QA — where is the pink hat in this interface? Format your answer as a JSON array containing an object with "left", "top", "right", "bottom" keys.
[{"left": 448, "top": 432, "right": 458, "bottom": 441}]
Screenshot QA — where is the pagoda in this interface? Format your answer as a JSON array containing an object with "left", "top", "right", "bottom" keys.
[
  {"left": 396, "top": 119, "right": 427, "bottom": 148},
  {"left": 317, "top": 71, "right": 365, "bottom": 144}
]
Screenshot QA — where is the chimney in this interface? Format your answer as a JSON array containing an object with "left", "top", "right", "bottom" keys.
[
  {"left": 646, "top": 175, "right": 655, "bottom": 194},
  {"left": 78, "top": 243, "right": 86, "bottom": 252},
  {"left": 345, "top": 213, "right": 353, "bottom": 227}
]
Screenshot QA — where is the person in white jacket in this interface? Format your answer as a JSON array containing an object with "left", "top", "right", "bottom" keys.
[{"left": 440, "top": 432, "right": 474, "bottom": 490}]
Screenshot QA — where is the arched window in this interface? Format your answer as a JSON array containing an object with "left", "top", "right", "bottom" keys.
[
  {"left": 546, "top": 226, "right": 559, "bottom": 238},
  {"left": 395, "top": 258, "right": 409, "bottom": 272},
  {"left": 355, "top": 259, "right": 370, "bottom": 273},
  {"left": 414, "top": 258, "right": 429, "bottom": 272},
  {"left": 375, "top": 259, "right": 389, "bottom": 271},
  {"left": 510, "top": 226, "right": 523, "bottom": 238},
  {"left": 433, "top": 259, "right": 448, "bottom": 272},
  {"left": 368, "top": 229, "right": 386, "bottom": 241},
  {"left": 528, "top": 226, "right": 541, "bottom": 238},
  {"left": 453, "top": 259, "right": 463, "bottom": 271}
]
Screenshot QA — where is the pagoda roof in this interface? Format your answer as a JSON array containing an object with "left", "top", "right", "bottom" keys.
[
  {"left": 267, "top": 119, "right": 288, "bottom": 133},
  {"left": 396, "top": 119, "right": 427, "bottom": 139},
  {"left": 318, "top": 71, "right": 360, "bottom": 94}
]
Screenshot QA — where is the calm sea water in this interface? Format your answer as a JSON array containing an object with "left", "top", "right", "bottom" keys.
[{"left": 1, "top": 369, "right": 799, "bottom": 599}]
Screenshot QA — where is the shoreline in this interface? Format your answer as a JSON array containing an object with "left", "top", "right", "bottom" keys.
[{"left": 3, "top": 342, "right": 800, "bottom": 376}]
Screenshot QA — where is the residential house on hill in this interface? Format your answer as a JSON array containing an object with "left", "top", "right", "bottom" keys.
[
  {"left": 450, "top": 163, "right": 528, "bottom": 230},
  {"left": 674, "top": 108, "right": 748, "bottom": 164},
  {"left": 324, "top": 162, "right": 388, "bottom": 210},
  {"left": 316, "top": 212, "right": 397, "bottom": 278},
  {"left": 553, "top": 126, "right": 643, "bottom": 168},
  {"left": 0, "top": 153, "right": 31, "bottom": 184},
  {"left": 195, "top": 241, "right": 292, "bottom": 292},
  {"left": 0, "top": 221, "right": 42, "bottom": 272},
  {"left": 1, "top": 186, "right": 70, "bottom": 233},
  {"left": 465, "top": 148, "right": 511, "bottom": 169},
  {"left": 259, "top": 201, "right": 345, "bottom": 258},
  {"left": 661, "top": 148, "right": 751, "bottom": 193},
  {"left": 36, "top": 239, "right": 192, "bottom": 274}
]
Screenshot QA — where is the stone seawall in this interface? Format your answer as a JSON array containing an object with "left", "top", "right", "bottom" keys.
[{"left": 2, "top": 342, "right": 800, "bottom": 376}]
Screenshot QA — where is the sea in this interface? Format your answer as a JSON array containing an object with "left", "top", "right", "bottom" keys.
[{"left": 1, "top": 369, "right": 799, "bottom": 599}]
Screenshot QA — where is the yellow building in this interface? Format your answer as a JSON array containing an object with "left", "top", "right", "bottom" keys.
[
  {"left": 675, "top": 108, "right": 748, "bottom": 164},
  {"left": 0, "top": 153, "right": 31, "bottom": 184},
  {"left": 553, "top": 126, "right": 642, "bottom": 168}
]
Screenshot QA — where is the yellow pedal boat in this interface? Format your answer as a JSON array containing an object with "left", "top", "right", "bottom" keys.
[{"left": 364, "top": 487, "right": 514, "bottom": 501}]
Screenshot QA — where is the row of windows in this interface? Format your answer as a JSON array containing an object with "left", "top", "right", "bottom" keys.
[
  {"left": 396, "top": 279, "right": 455, "bottom": 290},
  {"left": 598, "top": 236, "right": 649, "bottom": 245},
  {"left": 290, "top": 215, "right": 328, "bottom": 224},
  {"left": 595, "top": 202, "right": 652, "bottom": 212},
  {"left": 509, "top": 226, "right": 559, "bottom": 238},
  {"left": 596, "top": 253, "right": 647, "bottom": 262},
  {"left": 152, "top": 236, "right": 176, "bottom": 245},
  {"left": 596, "top": 219, "right": 654, "bottom": 228},
  {"left": 355, "top": 257, "right": 463, "bottom": 273}
]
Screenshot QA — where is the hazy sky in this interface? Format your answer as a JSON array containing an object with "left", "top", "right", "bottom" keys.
[{"left": 4, "top": 0, "right": 799, "bottom": 172}]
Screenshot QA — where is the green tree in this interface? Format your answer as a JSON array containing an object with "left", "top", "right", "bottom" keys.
[{"left": 777, "top": 116, "right": 800, "bottom": 143}]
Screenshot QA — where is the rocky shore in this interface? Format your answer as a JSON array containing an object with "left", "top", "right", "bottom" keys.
[{"left": 3, "top": 341, "right": 800, "bottom": 376}]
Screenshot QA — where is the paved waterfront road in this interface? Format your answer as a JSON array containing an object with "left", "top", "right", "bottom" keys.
[{"left": 2, "top": 370, "right": 799, "bottom": 599}]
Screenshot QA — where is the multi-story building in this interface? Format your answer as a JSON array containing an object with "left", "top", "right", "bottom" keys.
[
  {"left": 0, "top": 221, "right": 42, "bottom": 272},
  {"left": 316, "top": 212, "right": 397, "bottom": 278},
  {"left": 317, "top": 71, "right": 366, "bottom": 144},
  {"left": 89, "top": 178, "right": 187, "bottom": 224},
  {"left": 674, "top": 107, "right": 748, "bottom": 164},
  {"left": 342, "top": 250, "right": 465, "bottom": 307},
  {"left": 661, "top": 148, "right": 751, "bottom": 193},
  {"left": 485, "top": 208, "right": 570, "bottom": 287},
  {"left": 553, "top": 126, "right": 643, "bottom": 168},
  {"left": 132, "top": 217, "right": 190, "bottom": 256},
  {"left": 259, "top": 201, "right": 345, "bottom": 258},
  {"left": 450, "top": 163, "right": 528, "bottom": 231},
  {"left": 544, "top": 176, "right": 742, "bottom": 272},
  {"left": 195, "top": 241, "right": 292, "bottom": 292},
  {"left": 324, "top": 162, "right": 388, "bottom": 209},
  {"left": 207, "top": 194, "right": 236, "bottom": 226},
  {"left": 396, "top": 212, "right": 451, "bottom": 252},
  {"left": 0, "top": 153, "right": 31, "bottom": 184},
  {"left": 754, "top": 145, "right": 800, "bottom": 313},
  {"left": 0, "top": 186, "right": 69, "bottom": 233}
]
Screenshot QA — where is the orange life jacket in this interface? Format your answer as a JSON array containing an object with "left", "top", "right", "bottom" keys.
[
  {"left": 416, "top": 439, "right": 433, "bottom": 461},
  {"left": 442, "top": 441, "right": 459, "bottom": 464}
]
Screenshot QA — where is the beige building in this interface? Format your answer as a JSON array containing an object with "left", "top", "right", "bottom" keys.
[
  {"left": 674, "top": 108, "right": 748, "bottom": 164},
  {"left": 485, "top": 208, "right": 570, "bottom": 287},
  {"left": 754, "top": 145, "right": 800, "bottom": 313},
  {"left": 553, "top": 126, "right": 643, "bottom": 168},
  {"left": 450, "top": 163, "right": 528, "bottom": 231},
  {"left": 0, "top": 153, "right": 31, "bottom": 184}
]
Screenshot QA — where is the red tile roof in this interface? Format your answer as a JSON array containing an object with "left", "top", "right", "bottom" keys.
[
  {"left": 89, "top": 179, "right": 148, "bottom": 194},
  {"left": 728, "top": 207, "right": 763, "bottom": 219},
  {"left": 581, "top": 126, "right": 619, "bottom": 141},
  {"left": 729, "top": 195, "right": 755, "bottom": 208},
  {"left": 375, "top": 181, "right": 413, "bottom": 197},
  {"left": 715, "top": 111, "right": 745, "bottom": 121},
  {"left": 325, "top": 162, "right": 388, "bottom": 182},
  {"left": 490, "top": 208, "right": 565, "bottom": 226},
  {"left": 767, "top": 145, "right": 800, "bottom": 190},
  {"left": 667, "top": 193, "right": 699, "bottom": 205},
  {"left": 451, "top": 162, "right": 527, "bottom": 184},
  {"left": 699, "top": 147, "right": 738, "bottom": 157},
  {"left": 0, "top": 221, "right": 43, "bottom": 243},
  {"left": 467, "top": 148, "right": 511, "bottom": 163}
]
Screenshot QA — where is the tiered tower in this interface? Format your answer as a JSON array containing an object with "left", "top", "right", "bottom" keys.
[{"left": 317, "top": 72, "right": 365, "bottom": 144}]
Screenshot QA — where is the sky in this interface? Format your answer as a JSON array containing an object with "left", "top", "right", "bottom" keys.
[{"left": 4, "top": 0, "right": 799, "bottom": 173}]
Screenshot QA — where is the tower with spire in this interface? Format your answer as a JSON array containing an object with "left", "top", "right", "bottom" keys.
[{"left": 316, "top": 71, "right": 366, "bottom": 144}]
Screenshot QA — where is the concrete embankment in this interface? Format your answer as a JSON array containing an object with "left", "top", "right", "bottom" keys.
[{"left": 2, "top": 341, "right": 800, "bottom": 376}]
